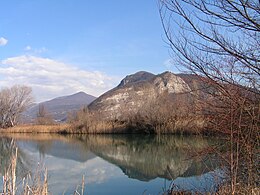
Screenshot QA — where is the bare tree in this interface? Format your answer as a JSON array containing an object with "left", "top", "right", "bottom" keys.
[
  {"left": 159, "top": 0, "right": 259, "bottom": 91},
  {"left": 0, "top": 85, "right": 33, "bottom": 128},
  {"left": 36, "top": 104, "right": 55, "bottom": 125},
  {"left": 159, "top": 0, "right": 259, "bottom": 192},
  {"left": 37, "top": 104, "right": 47, "bottom": 118}
]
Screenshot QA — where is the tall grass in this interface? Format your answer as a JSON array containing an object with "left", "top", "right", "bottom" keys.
[
  {"left": 1, "top": 140, "right": 87, "bottom": 195},
  {"left": 0, "top": 124, "right": 69, "bottom": 134},
  {"left": 216, "top": 184, "right": 259, "bottom": 195},
  {"left": 2, "top": 143, "right": 48, "bottom": 195},
  {"left": 2, "top": 147, "right": 17, "bottom": 195}
]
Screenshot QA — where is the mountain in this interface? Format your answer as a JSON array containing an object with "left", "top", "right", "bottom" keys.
[
  {"left": 118, "top": 71, "right": 155, "bottom": 87},
  {"left": 88, "top": 71, "right": 196, "bottom": 120},
  {"left": 22, "top": 92, "right": 96, "bottom": 122}
]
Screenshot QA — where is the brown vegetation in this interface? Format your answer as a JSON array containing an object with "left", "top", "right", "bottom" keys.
[
  {"left": 66, "top": 91, "right": 209, "bottom": 135},
  {"left": 1, "top": 140, "right": 88, "bottom": 195},
  {"left": 35, "top": 104, "right": 56, "bottom": 125},
  {"left": 68, "top": 106, "right": 126, "bottom": 133},
  {"left": 159, "top": 0, "right": 260, "bottom": 193},
  {"left": 216, "top": 184, "right": 259, "bottom": 195},
  {"left": 0, "top": 124, "right": 69, "bottom": 134},
  {"left": 2, "top": 144, "right": 48, "bottom": 195},
  {"left": 0, "top": 85, "right": 33, "bottom": 128},
  {"left": 124, "top": 93, "right": 206, "bottom": 134}
]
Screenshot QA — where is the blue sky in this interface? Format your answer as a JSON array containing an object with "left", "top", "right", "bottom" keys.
[{"left": 0, "top": 0, "right": 176, "bottom": 101}]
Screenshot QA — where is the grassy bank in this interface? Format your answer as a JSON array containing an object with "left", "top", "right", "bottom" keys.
[
  {"left": 0, "top": 122, "right": 126, "bottom": 134},
  {"left": 0, "top": 120, "right": 207, "bottom": 135},
  {"left": 0, "top": 124, "right": 69, "bottom": 134}
]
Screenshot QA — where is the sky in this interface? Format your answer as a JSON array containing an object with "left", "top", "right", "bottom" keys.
[{"left": 0, "top": 0, "right": 176, "bottom": 102}]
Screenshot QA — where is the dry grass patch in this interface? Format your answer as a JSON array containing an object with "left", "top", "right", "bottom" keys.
[
  {"left": 0, "top": 124, "right": 69, "bottom": 134},
  {"left": 216, "top": 184, "right": 260, "bottom": 195},
  {"left": 2, "top": 143, "right": 48, "bottom": 195}
]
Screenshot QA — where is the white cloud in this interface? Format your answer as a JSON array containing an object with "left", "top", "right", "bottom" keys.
[
  {"left": 0, "top": 37, "right": 8, "bottom": 46},
  {"left": 24, "top": 45, "right": 32, "bottom": 51},
  {"left": 24, "top": 46, "right": 47, "bottom": 54},
  {"left": 0, "top": 55, "right": 119, "bottom": 102}
]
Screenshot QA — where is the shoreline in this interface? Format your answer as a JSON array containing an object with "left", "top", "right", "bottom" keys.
[{"left": 0, "top": 124, "right": 228, "bottom": 138}]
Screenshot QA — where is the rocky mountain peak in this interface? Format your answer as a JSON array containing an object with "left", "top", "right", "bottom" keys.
[
  {"left": 118, "top": 71, "right": 155, "bottom": 87},
  {"left": 154, "top": 71, "right": 191, "bottom": 94},
  {"left": 88, "top": 71, "right": 193, "bottom": 120}
]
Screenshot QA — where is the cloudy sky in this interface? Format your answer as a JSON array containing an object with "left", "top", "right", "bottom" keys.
[{"left": 0, "top": 0, "right": 175, "bottom": 102}]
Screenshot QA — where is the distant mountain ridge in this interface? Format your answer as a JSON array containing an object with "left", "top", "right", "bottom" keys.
[{"left": 22, "top": 92, "right": 96, "bottom": 122}]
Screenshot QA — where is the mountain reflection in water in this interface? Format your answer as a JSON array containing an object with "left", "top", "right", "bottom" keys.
[
  {"left": 79, "top": 135, "right": 220, "bottom": 181},
  {"left": 0, "top": 134, "right": 223, "bottom": 194}
]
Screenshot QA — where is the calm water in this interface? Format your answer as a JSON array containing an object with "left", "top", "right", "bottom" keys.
[{"left": 0, "top": 134, "right": 225, "bottom": 194}]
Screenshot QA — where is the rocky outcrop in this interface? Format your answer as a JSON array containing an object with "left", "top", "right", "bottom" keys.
[
  {"left": 118, "top": 71, "right": 155, "bottom": 87},
  {"left": 88, "top": 71, "right": 193, "bottom": 120},
  {"left": 89, "top": 71, "right": 198, "bottom": 119}
]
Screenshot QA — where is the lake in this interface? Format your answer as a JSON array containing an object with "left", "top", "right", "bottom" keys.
[{"left": 0, "top": 134, "right": 225, "bottom": 194}]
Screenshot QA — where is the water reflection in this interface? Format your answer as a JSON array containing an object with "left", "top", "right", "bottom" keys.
[
  {"left": 75, "top": 135, "right": 219, "bottom": 181},
  {"left": 0, "top": 137, "right": 30, "bottom": 178},
  {"left": 0, "top": 134, "right": 223, "bottom": 194}
]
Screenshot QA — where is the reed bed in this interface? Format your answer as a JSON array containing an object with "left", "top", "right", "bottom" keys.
[
  {"left": 216, "top": 184, "right": 259, "bottom": 195},
  {"left": 0, "top": 124, "right": 69, "bottom": 134},
  {"left": 0, "top": 122, "right": 126, "bottom": 134},
  {"left": 0, "top": 113, "right": 206, "bottom": 135},
  {"left": 0, "top": 138, "right": 87, "bottom": 195},
  {"left": 2, "top": 143, "right": 48, "bottom": 195}
]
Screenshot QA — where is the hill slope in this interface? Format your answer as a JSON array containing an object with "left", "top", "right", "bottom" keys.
[
  {"left": 88, "top": 71, "right": 197, "bottom": 120},
  {"left": 23, "top": 92, "right": 96, "bottom": 122}
]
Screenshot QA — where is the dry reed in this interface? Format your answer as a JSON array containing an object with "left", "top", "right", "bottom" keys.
[
  {"left": 216, "top": 184, "right": 260, "bottom": 195},
  {"left": 2, "top": 144, "right": 48, "bottom": 195},
  {"left": 0, "top": 124, "right": 69, "bottom": 134}
]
